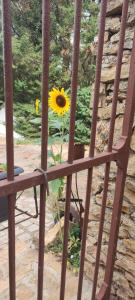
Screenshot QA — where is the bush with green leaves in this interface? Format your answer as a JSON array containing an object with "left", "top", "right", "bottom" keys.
[
  {"left": 13, "top": 33, "right": 41, "bottom": 103},
  {"left": 48, "top": 86, "right": 91, "bottom": 145},
  {"left": 14, "top": 86, "right": 91, "bottom": 144},
  {"left": 14, "top": 102, "right": 41, "bottom": 139},
  {"left": 0, "top": 1, "right": 99, "bottom": 108},
  {"left": 10, "top": 0, "right": 99, "bottom": 99},
  {"left": 75, "top": 86, "right": 91, "bottom": 144},
  {"left": 48, "top": 222, "right": 81, "bottom": 272}
]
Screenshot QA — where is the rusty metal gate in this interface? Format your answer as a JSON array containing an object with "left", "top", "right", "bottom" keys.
[{"left": 1, "top": 0, "right": 135, "bottom": 299}]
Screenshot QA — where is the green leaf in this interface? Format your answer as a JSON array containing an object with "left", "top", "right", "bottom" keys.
[
  {"left": 52, "top": 153, "right": 61, "bottom": 162},
  {"left": 29, "top": 118, "right": 41, "bottom": 125},
  {"left": 50, "top": 179, "right": 63, "bottom": 195},
  {"left": 48, "top": 149, "right": 54, "bottom": 158}
]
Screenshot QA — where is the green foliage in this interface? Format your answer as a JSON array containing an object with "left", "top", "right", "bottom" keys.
[
  {"left": 49, "top": 0, "right": 99, "bottom": 89},
  {"left": 0, "top": 163, "right": 7, "bottom": 171},
  {"left": 79, "top": 1, "right": 99, "bottom": 86},
  {"left": 48, "top": 87, "right": 91, "bottom": 145},
  {"left": 12, "top": 33, "right": 41, "bottom": 103},
  {"left": 75, "top": 87, "right": 91, "bottom": 144},
  {"left": 48, "top": 110, "right": 69, "bottom": 141},
  {"left": 47, "top": 237, "right": 63, "bottom": 254},
  {"left": 11, "top": 0, "right": 42, "bottom": 46},
  {"left": 1, "top": 0, "right": 97, "bottom": 144},
  {"left": 49, "top": 1, "right": 74, "bottom": 89},
  {"left": 48, "top": 113, "right": 69, "bottom": 199},
  {"left": 48, "top": 222, "right": 81, "bottom": 271},
  {"left": 14, "top": 103, "right": 41, "bottom": 139},
  {"left": 14, "top": 86, "right": 91, "bottom": 144},
  {"left": 10, "top": 0, "right": 99, "bottom": 102},
  {"left": 49, "top": 177, "right": 65, "bottom": 200}
]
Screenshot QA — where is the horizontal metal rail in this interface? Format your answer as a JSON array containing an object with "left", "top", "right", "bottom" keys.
[{"left": 0, "top": 150, "right": 119, "bottom": 198}]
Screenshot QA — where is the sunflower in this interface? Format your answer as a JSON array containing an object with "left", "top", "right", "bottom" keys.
[{"left": 49, "top": 88, "right": 70, "bottom": 116}]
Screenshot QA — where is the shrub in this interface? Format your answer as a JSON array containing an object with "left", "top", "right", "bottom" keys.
[
  {"left": 14, "top": 86, "right": 91, "bottom": 145},
  {"left": 75, "top": 86, "right": 91, "bottom": 145}
]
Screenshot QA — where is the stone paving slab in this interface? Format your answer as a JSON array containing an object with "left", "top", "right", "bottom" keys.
[
  {"left": 0, "top": 237, "right": 92, "bottom": 300},
  {"left": 0, "top": 141, "right": 92, "bottom": 299}
]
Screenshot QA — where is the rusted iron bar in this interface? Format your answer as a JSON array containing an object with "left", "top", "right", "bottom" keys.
[
  {"left": 2, "top": 1, "right": 16, "bottom": 300},
  {"left": 108, "top": 0, "right": 129, "bottom": 152},
  {"left": 89, "top": 0, "right": 108, "bottom": 158},
  {"left": 2, "top": 1, "right": 14, "bottom": 180},
  {"left": 60, "top": 1, "right": 82, "bottom": 298},
  {"left": 77, "top": 1, "right": 108, "bottom": 299},
  {"left": 122, "top": 36, "right": 135, "bottom": 140},
  {"left": 41, "top": 0, "right": 50, "bottom": 172},
  {"left": 0, "top": 152, "right": 118, "bottom": 198},
  {"left": 8, "top": 194, "right": 16, "bottom": 300},
  {"left": 68, "top": 0, "right": 82, "bottom": 163},
  {"left": 37, "top": 1, "right": 50, "bottom": 300},
  {"left": 92, "top": 1, "right": 129, "bottom": 299},
  {"left": 97, "top": 28, "right": 135, "bottom": 300}
]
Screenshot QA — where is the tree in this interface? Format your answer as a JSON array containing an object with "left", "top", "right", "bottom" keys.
[
  {"left": 79, "top": 1, "right": 99, "bottom": 86},
  {"left": 0, "top": 0, "right": 99, "bottom": 106},
  {"left": 12, "top": 33, "right": 41, "bottom": 103},
  {"left": 10, "top": 0, "right": 99, "bottom": 140},
  {"left": 11, "top": 0, "right": 99, "bottom": 99},
  {"left": 11, "top": 0, "right": 42, "bottom": 45}
]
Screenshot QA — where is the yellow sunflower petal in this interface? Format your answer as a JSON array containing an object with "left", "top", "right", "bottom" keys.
[{"left": 48, "top": 88, "right": 70, "bottom": 116}]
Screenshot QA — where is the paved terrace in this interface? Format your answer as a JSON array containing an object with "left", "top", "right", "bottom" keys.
[{"left": 0, "top": 139, "right": 92, "bottom": 299}]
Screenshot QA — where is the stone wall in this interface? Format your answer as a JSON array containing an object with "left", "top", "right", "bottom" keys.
[{"left": 85, "top": 1, "right": 135, "bottom": 299}]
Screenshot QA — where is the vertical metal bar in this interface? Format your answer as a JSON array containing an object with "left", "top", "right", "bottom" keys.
[
  {"left": 92, "top": 1, "right": 129, "bottom": 298},
  {"left": 2, "top": 0, "right": 14, "bottom": 179},
  {"left": 68, "top": 0, "right": 82, "bottom": 164},
  {"left": 108, "top": 0, "right": 129, "bottom": 152},
  {"left": 77, "top": 1, "right": 108, "bottom": 299},
  {"left": 41, "top": 0, "right": 50, "bottom": 172},
  {"left": 37, "top": 1, "right": 50, "bottom": 299},
  {"left": 97, "top": 29, "right": 135, "bottom": 300},
  {"left": 2, "top": 1, "right": 16, "bottom": 300},
  {"left": 60, "top": 1, "right": 82, "bottom": 299},
  {"left": 89, "top": 0, "right": 108, "bottom": 158},
  {"left": 8, "top": 194, "right": 16, "bottom": 300},
  {"left": 105, "top": 28, "right": 135, "bottom": 294}
]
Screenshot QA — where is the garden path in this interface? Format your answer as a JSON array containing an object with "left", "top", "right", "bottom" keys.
[{"left": 0, "top": 136, "right": 92, "bottom": 299}]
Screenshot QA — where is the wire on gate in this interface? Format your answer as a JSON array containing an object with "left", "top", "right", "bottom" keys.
[{"left": 34, "top": 168, "right": 49, "bottom": 196}]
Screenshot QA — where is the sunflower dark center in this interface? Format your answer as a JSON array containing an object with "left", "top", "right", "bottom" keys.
[{"left": 56, "top": 95, "right": 66, "bottom": 108}]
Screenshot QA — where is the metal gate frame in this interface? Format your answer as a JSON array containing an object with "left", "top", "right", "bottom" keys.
[{"left": 1, "top": 0, "right": 135, "bottom": 299}]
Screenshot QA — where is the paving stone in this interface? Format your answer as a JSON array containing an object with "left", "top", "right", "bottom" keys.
[
  {"left": 27, "top": 224, "right": 39, "bottom": 233},
  {"left": 0, "top": 142, "right": 91, "bottom": 299},
  {"left": 18, "top": 232, "right": 32, "bottom": 241},
  {"left": 0, "top": 238, "right": 92, "bottom": 299},
  {"left": 16, "top": 284, "right": 35, "bottom": 299}
]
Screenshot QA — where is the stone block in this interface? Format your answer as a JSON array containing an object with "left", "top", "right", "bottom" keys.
[
  {"left": 101, "top": 63, "right": 130, "bottom": 83},
  {"left": 105, "top": 17, "right": 121, "bottom": 33},
  {"left": 130, "top": 127, "right": 135, "bottom": 152},
  {"left": 45, "top": 217, "right": 64, "bottom": 247},
  {"left": 127, "top": 154, "right": 135, "bottom": 177},
  {"left": 107, "top": 0, "right": 123, "bottom": 17}
]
